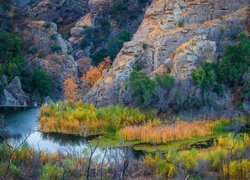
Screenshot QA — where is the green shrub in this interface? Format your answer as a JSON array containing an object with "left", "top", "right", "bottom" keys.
[
  {"left": 178, "top": 21, "right": 184, "bottom": 28},
  {"left": 51, "top": 45, "right": 61, "bottom": 53},
  {"left": 154, "top": 73, "right": 175, "bottom": 89},
  {"left": 43, "top": 22, "right": 51, "bottom": 29},
  {"left": 128, "top": 70, "right": 175, "bottom": 107},
  {"left": 218, "top": 33, "right": 250, "bottom": 86},
  {"left": 129, "top": 70, "right": 156, "bottom": 106},
  {"left": 0, "top": 30, "right": 22, "bottom": 60},
  {"left": 92, "top": 49, "right": 109, "bottom": 65},
  {"left": 192, "top": 62, "right": 217, "bottom": 93},
  {"left": 192, "top": 32, "right": 250, "bottom": 99},
  {"left": 40, "top": 163, "right": 63, "bottom": 180},
  {"left": 33, "top": 69, "right": 52, "bottom": 96},
  {"left": 118, "top": 30, "right": 132, "bottom": 42},
  {"left": 109, "top": 2, "right": 128, "bottom": 17}
]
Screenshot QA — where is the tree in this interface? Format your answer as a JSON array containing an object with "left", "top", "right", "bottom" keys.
[
  {"left": 218, "top": 33, "right": 250, "bottom": 86},
  {"left": 82, "top": 67, "right": 102, "bottom": 87},
  {"left": 63, "top": 75, "right": 81, "bottom": 102},
  {"left": 192, "top": 62, "right": 217, "bottom": 93},
  {"left": 33, "top": 69, "right": 52, "bottom": 96},
  {"left": 0, "top": 30, "right": 22, "bottom": 62},
  {"left": 128, "top": 70, "right": 156, "bottom": 106}
]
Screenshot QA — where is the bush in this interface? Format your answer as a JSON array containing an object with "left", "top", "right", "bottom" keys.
[
  {"left": 129, "top": 70, "right": 156, "bottom": 106},
  {"left": 192, "top": 62, "right": 217, "bottom": 92},
  {"left": 43, "top": 22, "right": 51, "bottom": 29},
  {"left": 154, "top": 73, "right": 175, "bottom": 88},
  {"left": 109, "top": 2, "right": 128, "bottom": 17},
  {"left": 40, "top": 163, "right": 63, "bottom": 180},
  {"left": 192, "top": 32, "right": 250, "bottom": 101},
  {"left": 33, "top": 69, "right": 52, "bottom": 96},
  {"left": 128, "top": 70, "right": 175, "bottom": 107},
  {"left": 118, "top": 30, "right": 132, "bottom": 42},
  {"left": 218, "top": 33, "right": 250, "bottom": 86},
  {"left": 0, "top": 30, "right": 22, "bottom": 61},
  {"left": 51, "top": 45, "right": 61, "bottom": 53},
  {"left": 92, "top": 49, "right": 109, "bottom": 65}
]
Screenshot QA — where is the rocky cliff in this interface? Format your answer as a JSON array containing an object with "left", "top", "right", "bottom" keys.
[
  {"left": 20, "top": 21, "right": 79, "bottom": 99},
  {"left": 86, "top": 0, "right": 249, "bottom": 108}
]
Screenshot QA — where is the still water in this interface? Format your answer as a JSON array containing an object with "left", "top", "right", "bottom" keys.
[{"left": 0, "top": 107, "right": 143, "bottom": 160}]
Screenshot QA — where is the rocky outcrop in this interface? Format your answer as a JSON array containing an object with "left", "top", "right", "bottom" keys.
[
  {"left": 69, "top": 0, "right": 152, "bottom": 60},
  {"left": 0, "top": 77, "right": 27, "bottom": 106},
  {"left": 86, "top": 0, "right": 249, "bottom": 106},
  {"left": 24, "top": 0, "right": 89, "bottom": 27},
  {"left": 23, "top": 21, "right": 72, "bottom": 55},
  {"left": 21, "top": 21, "right": 78, "bottom": 99}
]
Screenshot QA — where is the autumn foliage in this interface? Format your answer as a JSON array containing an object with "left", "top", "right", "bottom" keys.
[
  {"left": 63, "top": 75, "right": 81, "bottom": 102},
  {"left": 80, "top": 57, "right": 111, "bottom": 89}
]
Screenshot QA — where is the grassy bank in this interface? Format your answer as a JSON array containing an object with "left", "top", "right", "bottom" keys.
[
  {"left": 0, "top": 133, "right": 249, "bottom": 179},
  {"left": 39, "top": 101, "right": 248, "bottom": 152},
  {"left": 40, "top": 101, "right": 157, "bottom": 136}
]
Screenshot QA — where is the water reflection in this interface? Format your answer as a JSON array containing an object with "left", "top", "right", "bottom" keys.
[{"left": 0, "top": 107, "right": 144, "bottom": 161}]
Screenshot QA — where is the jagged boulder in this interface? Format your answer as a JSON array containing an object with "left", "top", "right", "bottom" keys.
[
  {"left": 0, "top": 76, "right": 27, "bottom": 106},
  {"left": 0, "top": 89, "right": 20, "bottom": 106}
]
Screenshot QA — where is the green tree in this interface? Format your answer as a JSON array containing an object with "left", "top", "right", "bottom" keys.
[
  {"left": 33, "top": 69, "right": 52, "bottom": 96},
  {"left": 154, "top": 73, "right": 175, "bottom": 89},
  {"left": 218, "top": 33, "right": 250, "bottom": 86},
  {"left": 129, "top": 70, "right": 156, "bottom": 106},
  {"left": 192, "top": 62, "right": 217, "bottom": 93},
  {"left": 0, "top": 30, "right": 22, "bottom": 62}
]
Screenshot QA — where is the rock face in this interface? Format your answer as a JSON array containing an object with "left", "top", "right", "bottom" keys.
[
  {"left": 86, "top": 0, "right": 249, "bottom": 106},
  {"left": 68, "top": 0, "right": 152, "bottom": 60},
  {"left": 24, "top": 0, "right": 89, "bottom": 27},
  {"left": 0, "top": 77, "right": 27, "bottom": 106},
  {"left": 21, "top": 21, "right": 78, "bottom": 99}
]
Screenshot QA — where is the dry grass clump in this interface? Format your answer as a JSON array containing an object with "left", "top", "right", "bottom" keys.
[{"left": 120, "top": 119, "right": 229, "bottom": 143}]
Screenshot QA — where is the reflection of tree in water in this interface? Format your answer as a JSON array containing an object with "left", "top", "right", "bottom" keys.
[
  {"left": 132, "top": 149, "right": 145, "bottom": 160},
  {"left": 41, "top": 132, "right": 88, "bottom": 146}
]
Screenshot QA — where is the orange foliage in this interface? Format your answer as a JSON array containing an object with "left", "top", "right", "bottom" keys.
[
  {"left": 98, "top": 57, "right": 111, "bottom": 71},
  {"left": 81, "top": 67, "right": 102, "bottom": 87},
  {"left": 63, "top": 75, "right": 81, "bottom": 102},
  {"left": 81, "top": 57, "right": 111, "bottom": 88},
  {"left": 120, "top": 120, "right": 217, "bottom": 143}
]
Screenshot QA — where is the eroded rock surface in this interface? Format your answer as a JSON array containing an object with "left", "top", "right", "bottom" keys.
[
  {"left": 0, "top": 77, "right": 27, "bottom": 106},
  {"left": 86, "top": 0, "right": 249, "bottom": 106},
  {"left": 21, "top": 21, "right": 78, "bottom": 99}
]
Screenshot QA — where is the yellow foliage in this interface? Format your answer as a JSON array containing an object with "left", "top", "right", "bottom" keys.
[{"left": 222, "top": 159, "right": 250, "bottom": 179}]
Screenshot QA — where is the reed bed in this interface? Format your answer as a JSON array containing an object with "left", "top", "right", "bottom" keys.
[
  {"left": 120, "top": 120, "right": 228, "bottom": 143},
  {"left": 39, "top": 101, "right": 157, "bottom": 136}
]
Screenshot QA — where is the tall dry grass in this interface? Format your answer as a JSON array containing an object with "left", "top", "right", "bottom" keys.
[
  {"left": 120, "top": 120, "right": 225, "bottom": 143},
  {"left": 39, "top": 101, "right": 157, "bottom": 136}
]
